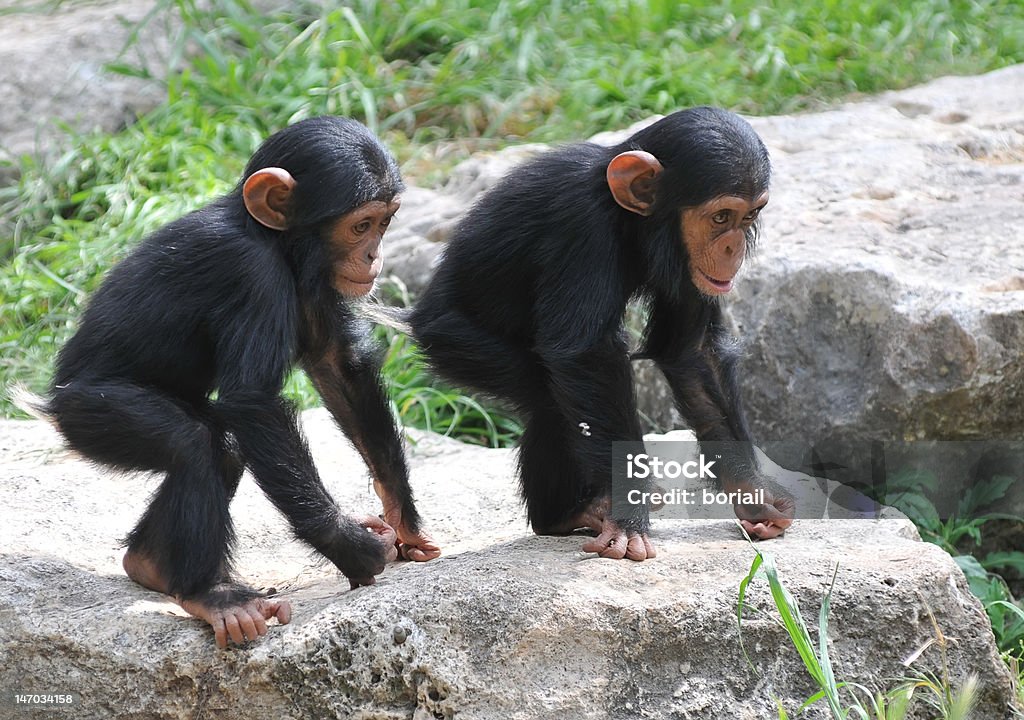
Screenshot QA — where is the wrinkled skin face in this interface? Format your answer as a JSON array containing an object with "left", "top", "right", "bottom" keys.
[
  {"left": 327, "top": 197, "right": 401, "bottom": 297},
  {"left": 241, "top": 168, "right": 400, "bottom": 299},
  {"left": 681, "top": 192, "right": 768, "bottom": 296}
]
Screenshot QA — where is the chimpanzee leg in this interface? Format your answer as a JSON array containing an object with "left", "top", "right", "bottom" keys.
[
  {"left": 416, "top": 310, "right": 621, "bottom": 531},
  {"left": 196, "top": 404, "right": 245, "bottom": 502},
  {"left": 413, "top": 308, "right": 545, "bottom": 410},
  {"left": 415, "top": 310, "right": 600, "bottom": 527},
  {"left": 49, "top": 380, "right": 235, "bottom": 599},
  {"left": 518, "top": 403, "right": 604, "bottom": 534}
]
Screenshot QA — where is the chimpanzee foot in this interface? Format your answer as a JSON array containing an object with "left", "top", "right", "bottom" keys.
[
  {"left": 395, "top": 527, "right": 442, "bottom": 562},
  {"left": 580, "top": 517, "right": 657, "bottom": 561},
  {"left": 373, "top": 483, "right": 442, "bottom": 562},
  {"left": 122, "top": 550, "right": 291, "bottom": 648},
  {"left": 179, "top": 590, "right": 291, "bottom": 649},
  {"left": 531, "top": 501, "right": 654, "bottom": 559}
]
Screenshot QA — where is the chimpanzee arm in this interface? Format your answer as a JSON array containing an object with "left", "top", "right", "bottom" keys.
[
  {"left": 304, "top": 312, "right": 418, "bottom": 527},
  {"left": 644, "top": 298, "right": 756, "bottom": 459},
  {"left": 643, "top": 295, "right": 793, "bottom": 537},
  {"left": 304, "top": 309, "right": 439, "bottom": 560},
  {"left": 213, "top": 278, "right": 389, "bottom": 584}
]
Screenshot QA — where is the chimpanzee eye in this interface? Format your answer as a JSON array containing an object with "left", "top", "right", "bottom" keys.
[
  {"left": 353, "top": 220, "right": 372, "bottom": 234},
  {"left": 381, "top": 215, "right": 393, "bottom": 229},
  {"left": 712, "top": 211, "right": 730, "bottom": 225}
]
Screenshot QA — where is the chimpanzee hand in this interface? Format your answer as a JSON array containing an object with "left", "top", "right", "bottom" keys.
[
  {"left": 341, "top": 515, "right": 398, "bottom": 589},
  {"left": 358, "top": 514, "right": 399, "bottom": 562},
  {"left": 730, "top": 479, "right": 795, "bottom": 540},
  {"left": 395, "top": 528, "right": 442, "bottom": 562}
]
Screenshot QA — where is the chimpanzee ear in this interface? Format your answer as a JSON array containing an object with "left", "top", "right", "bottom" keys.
[
  {"left": 242, "top": 167, "right": 296, "bottom": 230},
  {"left": 606, "top": 150, "right": 663, "bottom": 216}
]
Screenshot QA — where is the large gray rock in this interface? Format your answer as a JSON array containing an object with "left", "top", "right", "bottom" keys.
[
  {"left": 0, "top": 411, "right": 1017, "bottom": 718},
  {"left": 0, "top": 1, "right": 175, "bottom": 174},
  {"left": 380, "top": 186, "right": 464, "bottom": 297},
  {"left": 385, "top": 65, "right": 1024, "bottom": 445},
  {"left": 734, "top": 64, "right": 1024, "bottom": 445}
]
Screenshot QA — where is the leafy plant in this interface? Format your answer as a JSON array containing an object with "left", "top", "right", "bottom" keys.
[
  {"left": 958, "top": 556, "right": 1024, "bottom": 657},
  {"left": 879, "top": 469, "right": 1024, "bottom": 659},
  {"left": 278, "top": 330, "right": 521, "bottom": 448},
  {"left": 738, "top": 542, "right": 980, "bottom": 719}
]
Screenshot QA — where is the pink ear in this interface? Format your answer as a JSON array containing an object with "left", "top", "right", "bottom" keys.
[
  {"left": 606, "top": 151, "right": 663, "bottom": 216},
  {"left": 242, "top": 167, "right": 296, "bottom": 230}
]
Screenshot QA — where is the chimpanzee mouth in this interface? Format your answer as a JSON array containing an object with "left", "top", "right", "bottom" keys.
[
  {"left": 699, "top": 270, "right": 734, "bottom": 293},
  {"left": 341, "top": 277, "right": 378, "bottom": 297}
]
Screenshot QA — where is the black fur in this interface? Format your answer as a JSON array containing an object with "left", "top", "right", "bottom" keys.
[
  {"left": 409, "top": 107, "right": 771, "bottom": 534},
  {"left": 48, "top": 116, "right": 417, "bottom": 599}
]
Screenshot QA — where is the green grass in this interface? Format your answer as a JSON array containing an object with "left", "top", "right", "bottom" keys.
[
  {"left": 117, "top": 0, "right": 1024, "bottom": 142},
  {"left": 739, "top": 546, "right": 981, "bottom": 719},
  {"left": 3, "top": 0, "right": 1024, "bottom": 427}
]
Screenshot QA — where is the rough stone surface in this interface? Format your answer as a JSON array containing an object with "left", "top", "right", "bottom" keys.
[
  {"left": 380, "top": 186, "right": 464, "bottom": 298},
  {"left": 0, "top": 0, "right": 175, "bottom": 174},
  {"left": 733, "top": 65, "right": 1024, "bottom": 446},
  {"left": 0, "top": 411, "right": 1017, "bottom": 719},
  {"left": 386, "top": 65, "right": 1024, "bottom": 444}
]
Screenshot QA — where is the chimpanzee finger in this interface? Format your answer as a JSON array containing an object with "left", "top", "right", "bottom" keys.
[
  {"left": 237, "top": 611, "right": 259, "bottom": 642},
  {"left": 624, "top": 533, "right": 650, "bottom": 561},
  {"left": 358, "top": 514, "right": 398, "bottom": 541},
  {"left": 641, "top": 534, "right": 657, "bottom": 558},
  {"left": 270, "top": 599, "right": 292, "bottom": 625},
  {"left": 398, "top": 544, "right": 433, "bottom": 562},
  {"left": 600, "top": 534, "right": 629, "bottom": 559},
  {"left": 224, "top": 613, "right": 245, "bottom": 645},
  {"left": 736, "top": 501, "right": 793, "bottom": 525},
  {"left": 741, "top": 519, "right": 787, "bottom": 540},
  {"left": 247, "top": 606, "right": 269, "bottom": 637},
  {"left": 213, "top": 616, "right": 229, "bottom": 649},
  {"left": 582, "top": 530, "right": 628, "bottom": 559},
  {"left": 349, "top": 576, "right": 377, "bottom": 590}
]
